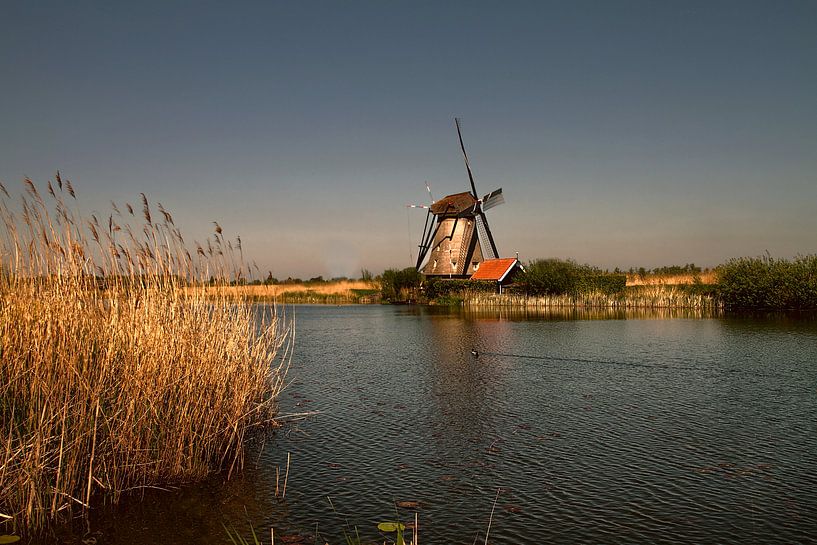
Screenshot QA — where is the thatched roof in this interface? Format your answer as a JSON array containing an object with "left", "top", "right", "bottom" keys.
[{"left": 429, "top": 191, "right": 477, "bottom": 216}]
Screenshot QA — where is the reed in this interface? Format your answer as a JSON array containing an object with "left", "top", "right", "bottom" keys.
[
  {"left": 0, "top": 176, "right": 289, "bottom": 534},
  {"left": 456, "top": 305, "right": 719, "bottom": 320},
  {"left": 625, "top": 271, "right": 717, "bottom": 286},
  {"left": 462, "top": 285, "right": 721, "bottom": 310}
]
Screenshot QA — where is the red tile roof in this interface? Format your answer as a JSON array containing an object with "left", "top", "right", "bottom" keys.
[{"left": 470, "top": 258, "right": 519, "bottom": 281}]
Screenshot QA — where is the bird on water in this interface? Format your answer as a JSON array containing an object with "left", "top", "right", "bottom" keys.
[{"left": 471, "top": 349, "right": 479, "bottom": 358}]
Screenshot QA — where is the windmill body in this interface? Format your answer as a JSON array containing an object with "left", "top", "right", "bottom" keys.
[
  {"left": 413, "top": 119, "right": 506, "bottom": 278},
  {"left": 419, "top": 191, "right": 487, "bottom": 277}
]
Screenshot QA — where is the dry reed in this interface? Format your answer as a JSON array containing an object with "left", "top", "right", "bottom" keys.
[
  {"left": 0, "top": 175, "right": 289, "bottom": 535},
  {"left": 234, "top": 280, "right": 376, "bottom": 298},
  {"left": 464, "top": 286, "right": 721, "bottom": 310},
  {"left": 217, "top": 281, "right": 380, "bottom": 304},
  {"left": 625, "top": 271, "right": 716, "bottom": 286}
]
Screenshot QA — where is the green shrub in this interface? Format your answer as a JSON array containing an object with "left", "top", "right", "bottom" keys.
[
  {"left": 423, "top": 278, "right": 496, "bottom": 300},
  {"left": 717, "top": 255, "right": 817, "bottom": 309},
  {"left": 518, "top": 259, "right": 626, "bottom": 296},
  {"left": 379, "top": 267, "right": 422, "bottom": 301},
  {"left": 583, "top": 273, "right": 627, "bottom": 294}
]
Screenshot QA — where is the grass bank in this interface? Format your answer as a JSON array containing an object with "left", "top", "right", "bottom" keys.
[
  {"left": 445, "top": 259, "right": 721, "bottom": 309},
  {"left": 463, "top": 285, "right": 721, "bottom": 310},
  {"left": 0, "top": 177, "right": 289, "bottom": 536},
  {"left": 220, "top": 281, "right": 380, "bottom": 304}
]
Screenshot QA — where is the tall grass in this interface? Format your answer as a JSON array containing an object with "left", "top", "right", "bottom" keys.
[
  {"left": 456, "top": 305, "right": 717, "bottom": 320},
  {"left": 463, "top": 285, "right": 721, "bottom": 310},
  {"left": 626, "top": 271, "right": 717, "bottom": 286},
  {"left": 0, "top": 176, "right": 289, "bottom": 534}
]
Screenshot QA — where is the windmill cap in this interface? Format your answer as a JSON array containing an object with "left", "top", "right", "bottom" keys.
[{"left": 429, "top": 191, "right": 478, "bottom": 216}]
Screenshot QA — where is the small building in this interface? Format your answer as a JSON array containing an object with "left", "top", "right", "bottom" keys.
[{"left": 470, "top": 257, "right": 524, "bottom": 293}]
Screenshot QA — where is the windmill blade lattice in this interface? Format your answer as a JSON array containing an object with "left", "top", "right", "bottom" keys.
[
  {"left": 475, "top": 214, "right": 498, "bottom": 260},
  {"left": 481, "top": 188, "right": 505, "bottom": 211}
]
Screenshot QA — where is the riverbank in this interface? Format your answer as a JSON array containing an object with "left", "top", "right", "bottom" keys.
[
  {"left": 214, "top": 275, "right": 715, "bottom": 308},
  {"left": 461, "top": 284, "right": 720, "bottom": 310}
]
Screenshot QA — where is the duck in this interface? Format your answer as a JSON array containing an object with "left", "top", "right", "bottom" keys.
[{"left": 471, "top": 349, "right": 479, "bottom": 358}]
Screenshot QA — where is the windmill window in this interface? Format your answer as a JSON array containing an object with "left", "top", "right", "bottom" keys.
[
  {"left": 451, "top": 260, "right": 457, "bottom": 268},
  {"left": 432, "top": 259, "right": 437, "bottom": 270},
  {"left": 473, "top": 262, "right": 479, "bottom": 271}
]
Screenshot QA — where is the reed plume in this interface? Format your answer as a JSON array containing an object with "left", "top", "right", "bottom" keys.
[{"left": 0, "top": 175, "right": 290, "bottom": 535}]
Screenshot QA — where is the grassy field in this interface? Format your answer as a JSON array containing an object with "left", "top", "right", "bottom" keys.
[
  {"left": 221, "top": 280, "right": 381, "bottom": 304},
  {"left": 0, "top": 178, "right": 289, "bottom": 536}
]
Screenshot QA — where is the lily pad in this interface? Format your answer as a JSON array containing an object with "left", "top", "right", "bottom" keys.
[{"left": 377, "top": 522, "right": 406, "bottom": 532}]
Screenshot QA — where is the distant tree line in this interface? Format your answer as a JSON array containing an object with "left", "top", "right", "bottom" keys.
[
  {"left": 239, "top": 268, "right": 377, "bottom": 286},
  {"left": 624, "top": 263, "right": 704, "bottom": 279}
]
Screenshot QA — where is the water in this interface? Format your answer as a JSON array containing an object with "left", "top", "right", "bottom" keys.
[{"left": 64, "top": 306, "right": 817, "bottom": 544}]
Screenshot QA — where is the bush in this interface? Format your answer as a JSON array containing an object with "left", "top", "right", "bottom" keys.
[
  {"left": 585, "top": 273, "right": 627, "bottom": 294},
  {"left": 717, "top": 255, "right": 817, "bottom": 309},
  {"left": 379, "top": 267, "right": 422, "bottom": 301},
  {"left": 518, "top": 258, "right": 626, "bottom": 296},
  {"left": 423, "top": 278, "right": 496, "bottom": 300}
]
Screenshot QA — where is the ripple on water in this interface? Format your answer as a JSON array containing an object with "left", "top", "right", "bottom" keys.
[{"left": 72, "top": 306, "right": 817, "bottom": 544}]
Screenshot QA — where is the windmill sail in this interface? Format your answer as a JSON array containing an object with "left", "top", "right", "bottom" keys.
[
  {"left": 481, "top": 188, "right": 504, "bottom": 211},
  {"left": 475, "top": 214, "right": 498, "bottom": 260},
  {"left": 455, "top": 118, "right": 479, "bottom": 199}
]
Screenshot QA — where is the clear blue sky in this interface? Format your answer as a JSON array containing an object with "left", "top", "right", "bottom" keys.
[{"left": 2, "top": 1, "right": 815, "bottom": 278}]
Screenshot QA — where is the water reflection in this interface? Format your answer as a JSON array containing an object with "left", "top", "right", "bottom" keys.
[
  {"left": 51, "top": 305, "right": 817, "bottom": 545},
  {"left": 410, "top": 305, "right": 722, "bottom": 321},
  {"left": 52, "top": 441, "right": 285, "bottom": 544},
  {"left": 420, "top": 312, "right": 513, "bottom": 463}
]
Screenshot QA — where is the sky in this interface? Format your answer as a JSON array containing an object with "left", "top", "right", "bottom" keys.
[{"left": 2, "top": 1, "right": 815, "bottom": 279}]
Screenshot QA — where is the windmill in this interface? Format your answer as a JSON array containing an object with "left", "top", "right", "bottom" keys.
[{"left": 411, "top": 119, "right": 505, "bottom": 278}]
